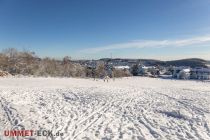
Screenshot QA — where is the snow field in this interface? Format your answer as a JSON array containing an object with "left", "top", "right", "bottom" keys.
[{"left": 0, "top": 77, "right": 210, "bottom": 140}]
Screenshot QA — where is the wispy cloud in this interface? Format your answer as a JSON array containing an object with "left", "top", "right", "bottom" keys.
[{"left": 80, "top": 35, "right": 210, "bottom": 53}]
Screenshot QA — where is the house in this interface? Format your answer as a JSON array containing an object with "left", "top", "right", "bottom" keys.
[
  {"left": 137, "top": 65, "right": 160, "bottom": 76},
  {"left": 172, "top": 67, "right": 191, "bottom": 79},
  {"left": 138, "top": 65, "right": 149, "bottom": 75},
  {"left": 172, "top": 67, "right": 210, "bottom": 80},
  {"left": 191, "top": 68, "right": 210, "bottom": 80},
  {"left": 114, "top": 66, "right": 130, "bottom": 70}
]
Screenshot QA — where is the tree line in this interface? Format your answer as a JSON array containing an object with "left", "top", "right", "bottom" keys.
[{"left": 0, "top": 48, "right": 131, "bottom": 78}]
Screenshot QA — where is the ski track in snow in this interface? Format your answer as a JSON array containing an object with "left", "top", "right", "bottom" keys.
[{"left": 0, "top": 77, "right": 210, "bottom": 140}]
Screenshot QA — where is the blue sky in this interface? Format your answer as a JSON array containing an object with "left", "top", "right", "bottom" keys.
[{"left": 0, "top": 0, "right": 210, "bottom": 60}]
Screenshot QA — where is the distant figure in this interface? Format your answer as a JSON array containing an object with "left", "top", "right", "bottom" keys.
[{"left": 104, "top": 76, "right": 110, "bottom": 82}]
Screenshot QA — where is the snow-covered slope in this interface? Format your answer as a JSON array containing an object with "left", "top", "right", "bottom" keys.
[{"left": 0, "top": 77, "right": 210, "bottom": 140}]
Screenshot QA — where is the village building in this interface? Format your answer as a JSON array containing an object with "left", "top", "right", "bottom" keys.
[
  {"left": 137, "top": 65, "right": 160, "bottom": 77},
  {"left": 172, "top": 67, "right": 191, "bottom": 79},
  {"left": 191, "top": 67, "right": 210, "bottom": 80},
  {"left": 114, "top": 66, "right": 130, "bottom": 70}
]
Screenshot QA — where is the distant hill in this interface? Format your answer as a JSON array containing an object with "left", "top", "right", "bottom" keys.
[
  {"left": 165, "top": 58, "right": 208, "bottom": 68},
  {"left": 99, "top": 58, "right": 208, "bottom": 68}
]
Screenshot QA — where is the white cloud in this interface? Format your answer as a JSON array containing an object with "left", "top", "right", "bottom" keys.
[{"left": 80, "top": 35, "right": 210, "bottom": 53}]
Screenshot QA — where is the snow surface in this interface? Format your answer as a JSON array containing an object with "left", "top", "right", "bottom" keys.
[{"left": 0, "top": 77, "right": 210, "bottom": 140}]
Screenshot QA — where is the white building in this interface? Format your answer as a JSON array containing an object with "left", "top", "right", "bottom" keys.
[
  {"left": 172, "top": 67, "right": 191, "bottom": 79},
  {"left": 138, "top": 65, "right": 159, "bottom": 76},
  {"left": 114, "top": 66, "right": 130, "bottom": 70},
  {"left": 191, "top": 68, "right": 210, "bottom": 80}
]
